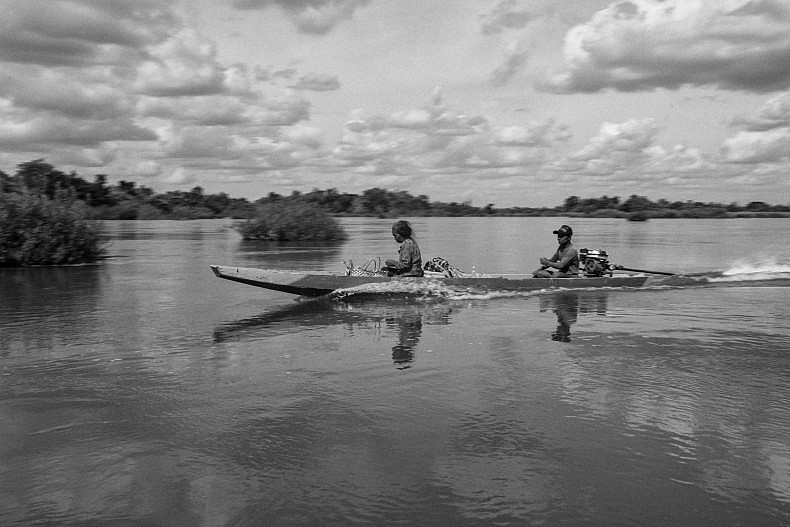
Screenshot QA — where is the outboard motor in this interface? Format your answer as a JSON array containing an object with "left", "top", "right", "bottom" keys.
[{"left": 579, "top": 248, "right": 612, "bottom": 277}]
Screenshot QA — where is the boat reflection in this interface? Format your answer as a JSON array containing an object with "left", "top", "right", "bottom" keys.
[
  {"left": 213, "top": 291, "right": 611, "bottom": 368},
  {"left": 213, "top": 297, "right": 454, "bottom": 369},
  {"left": 538, "top": 290, "right": 609, "bottom": 342}
]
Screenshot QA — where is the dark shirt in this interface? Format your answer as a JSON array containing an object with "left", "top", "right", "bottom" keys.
[{"left": 392, "top": 238, "right": 423, "bottom": 276}]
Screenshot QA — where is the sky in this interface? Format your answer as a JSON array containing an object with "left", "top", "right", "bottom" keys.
[{"left": 1, "top": 0, "right": 790, "bottom": 207}]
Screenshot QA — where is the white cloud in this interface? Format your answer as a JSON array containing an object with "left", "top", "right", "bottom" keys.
[
  {"left": 571, "top": 119, "right": 662, "bottom": 161},
  {"left": 329, "top": 88, "right": 573, "bottom": 178},
  {"left": 0, "top": 114, "right": 155, "bottom": 149},
  {"left": 490, "top": 38, "right": 529, "bottom": 86},
  {"left": 137, "top": 95, "right": 247, "bottom": 126},
  {"left": 0, "top": 0, "right": 175, "bottom": 66},
  {"left": 0, "top": 66, "right": 132, "bottom": 119},
  {"left": 135, "top": 29, "right": 226, "bottom": 96},
  {"left": 133, "top": 160, "right": 163, "bottom": 179},
  {"left": 290, "top": 73, "right": 341, "bottom": 92},
  {"left": 735, "top": 92, "right": 790, "bottom": 131},
  {"left": 279, "top": 123, "right": 324, "bottom": 149},
  {"left": 162, "top": 166, "right": 195, "bottom": 185},
  {"left": 230, "top": 0, "right": 371, "bottom": 34},
  {"left": 480, "top": 0, "right": 538, "bottom": 34},
  {"left": 243, "top": 93, "right": 312, "bottom": 126},
  {"left": 543, "top": 118, "right": 720, "bottom": 190},
  {"left": 544, "top": 0, "right": 790, "bottom": 93},
  {"left": 722, "top": 127, "right": 790, "bottom": 163},
  {"left": 493, "top": 119, "right": 571, "bottom": 146},
  {"left": 51, "top": 146, "right": 118, "bottom": 168}
]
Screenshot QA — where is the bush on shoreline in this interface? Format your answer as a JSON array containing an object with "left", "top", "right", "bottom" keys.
[
  {"left": 234, "top": 201, "right": 347, "bottom": 241},
  {"left": 0, "top": 193, "right": 106, "bottom": 266}
]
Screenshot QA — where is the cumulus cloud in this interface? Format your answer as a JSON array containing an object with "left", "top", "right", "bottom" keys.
[
  {"left": 332, "top": 88, "right": 571, "bottom": 177},
  {"left": 139, "top": 91, "right": 310, "bottom": 127},
  {"left": 0, "top": 114, "right": 155, "bottom": 150},
  {"left": 720, "top": 88, "right": 790, "bottom": 164},
  {"left": 160, "top": 126, "right": 241, "bottom": 159},
  {"left": 734, "top": 92, "right": 790, "bottom": 131},
  {"left": 344, "top": 87, "right": 488, "bottom": 138},
  {"left": 722, "top": 127, "right": 790, "bottom": 163},
  {"left": 135, "top": 30, "right": 226, "bottom": 97},
  {"left": 642, "top": 143, "right": 715, "bottom": 174},
  {"left": 543, "top": 118, "right": 719, "bottom": 190},
  {"left": 138, "top": 95, "right": 246, "bottom": 126},
  {"left": 493, "top": 119, "right": 571, "bottom": 146},
  {"left": 490, "top": 38, "right": 529, "bottom": 86},
  {"left": 544, "top": 0, "right": 790, "bottom": 93},
  {"left": 231, "top": 0, "right": 371, "bottom": 34},
  {"left": 290, "top": 73, "right": 341, "bottom": 91},
  {"left": 244, "top": 93, "right": 312, "bottom": 126},
  {"left": 162, "top": 167, "right": 196, "bottom": 185},
  {"left": 0, "top": 0, "right": 325, "bottom": 188},
  {"left": 480, "top": 0, "right": 537, "bottom": 34},
  {"left": 133, "top": 160, "right": 164, "bottom": 179},
  {"left": 0, "top": 66, "right": 132, "bottom": 119},
  {"left": 0, "top": 0, "right": 175, "bottom": 66},
  {"left": 571, "top": 119, "right": 662, "bottom": 161},
  {"left": 279, "top": 123, "right": 324, "bottom": 149},
  {"left": 50, "top": 146, "right": 118, "bottom": 168}
]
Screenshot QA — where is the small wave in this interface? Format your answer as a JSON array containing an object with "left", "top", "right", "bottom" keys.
[
  {"left": 711, "top": 260, "right": 790, "bottom": 282},
  {"left": 333, "top": 279, "right": 458, "bottom": 299},
  {"left": 330, "top": 280, "right": 626, "bottom": 301}
]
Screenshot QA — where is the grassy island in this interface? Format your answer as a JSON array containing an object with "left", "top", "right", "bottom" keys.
[
  {"left": 235, "top": 201, "right": 347, "bottom": 241},
  {"left": 0, "top": 192, "right": 105, "bottom": 266}
]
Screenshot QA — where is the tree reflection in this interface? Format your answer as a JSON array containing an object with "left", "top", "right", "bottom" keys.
[{"left": 0, "top": 266, "right": 102, "bottom": 356}]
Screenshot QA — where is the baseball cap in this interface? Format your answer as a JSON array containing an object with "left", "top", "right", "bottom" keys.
[{"left": 553, "top": 225, "right": 573, "bottom": 236}]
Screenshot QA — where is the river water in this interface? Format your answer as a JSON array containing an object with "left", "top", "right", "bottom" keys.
[{"left": 1, "top": 217, "right": 789, "bottom": 526}]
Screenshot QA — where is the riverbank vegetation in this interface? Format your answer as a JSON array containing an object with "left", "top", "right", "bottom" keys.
[{"left": 2, "top": 159, "right": 789, "bottom": 222}]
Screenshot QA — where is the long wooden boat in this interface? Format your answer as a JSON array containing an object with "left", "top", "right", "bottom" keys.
[{"left": 210, "top": 265, "right": 659, "bottom": 297}]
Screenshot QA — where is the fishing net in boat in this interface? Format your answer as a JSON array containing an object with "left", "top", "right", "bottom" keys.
[
  {"left": 345, "top": 256, "right": 471, "bottom": 278},
  {"left": 344, "top": 258, "right": 388, "bottom": 276},
  {"left": 423, "top": 257, "right": 469, "bottom": 278}
]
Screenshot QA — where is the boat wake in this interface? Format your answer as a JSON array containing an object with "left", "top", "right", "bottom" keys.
[
  {"left": 332, "top": 278, "right": 622, "bottom": 301},
  {"left": 329, "top": 261, "right": 790, "bottom": 300},
  {"left": 641, "top": 259, "right": 790, "bottom": 289},
  {"left": 710, "top": 260, "right": 790, "bottom": 283},
  {"left": 332, "top": 278, "right": 496, "bottom": 300}
]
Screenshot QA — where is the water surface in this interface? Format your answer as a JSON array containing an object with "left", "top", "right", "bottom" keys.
[{"left": 2, "top": 217, "right": 789, "bottom": 526}]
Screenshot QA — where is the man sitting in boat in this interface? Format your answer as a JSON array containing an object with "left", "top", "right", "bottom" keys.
[{"left": 533, "top": 224, "right": 579, "bottom": 278}]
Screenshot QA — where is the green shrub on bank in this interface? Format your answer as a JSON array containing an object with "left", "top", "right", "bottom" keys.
[
  {"left": 234, "top": 201, "right": 347, "bottom": 241},
  {"left": 0, "top": 193, "right": 106, "bottom": 266}
]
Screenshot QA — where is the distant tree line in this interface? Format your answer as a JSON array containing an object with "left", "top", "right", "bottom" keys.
[
  {"left": 2, "top": 159, "right": 789, "bottom": 219},
  {"left": 556, "top": 195, "right": 790, "bottom": 218}
]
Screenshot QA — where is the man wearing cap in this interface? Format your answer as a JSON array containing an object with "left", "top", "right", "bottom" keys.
[{"left": 533, "top": 224, "right": 579, "bottom": 278}]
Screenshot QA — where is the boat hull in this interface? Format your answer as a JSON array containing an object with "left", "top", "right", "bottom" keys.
[{"left": 210, "top": 265, "right": 653, "bottom": 297}]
